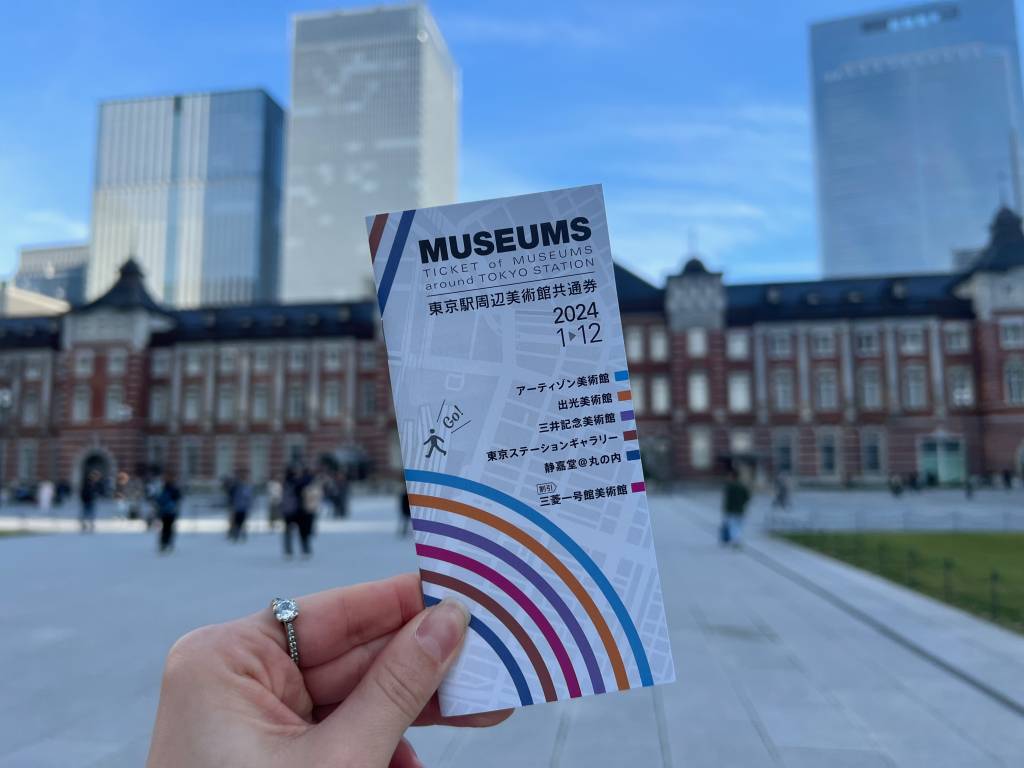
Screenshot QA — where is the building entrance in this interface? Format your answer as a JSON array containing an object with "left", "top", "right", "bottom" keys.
[{"left": 918, "top": 437, "right": 965, "bottom": 486}]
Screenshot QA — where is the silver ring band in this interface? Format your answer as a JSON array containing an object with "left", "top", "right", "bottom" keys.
[
  {"left": 271, "top": 597, "right": 301, "bottom": 666},
  {"left": 284, "top": 621, "right": 299, "bottom": 665}
]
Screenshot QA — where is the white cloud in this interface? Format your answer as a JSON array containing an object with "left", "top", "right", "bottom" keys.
[{"left": 19, "top": 210, "right": 89, "bottom": 241}]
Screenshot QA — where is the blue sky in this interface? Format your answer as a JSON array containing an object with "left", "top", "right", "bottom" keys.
[{"left": 0, "top": 0, "right": 1012, "bottom": 286}]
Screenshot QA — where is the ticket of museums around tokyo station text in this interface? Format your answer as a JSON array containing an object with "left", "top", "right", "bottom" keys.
[{"left": 366, "top": 184, "right": 675, "bottom": 716}]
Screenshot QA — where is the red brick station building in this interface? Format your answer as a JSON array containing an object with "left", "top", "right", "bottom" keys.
[{"left": 1, "top": 208, "right": 1023, "bottom": 492}]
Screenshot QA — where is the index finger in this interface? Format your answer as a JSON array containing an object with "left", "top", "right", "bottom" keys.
[{"left": 253, "top": 573, "right": 425, "bottom": 668}]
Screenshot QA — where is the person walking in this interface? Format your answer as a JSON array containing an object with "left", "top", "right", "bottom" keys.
[
  {"left": 79, "top": 469, "right": 101, "bottom": 533},
  {"left": 282, "top": 466, "right": 313, "bottom": 559},
  {"left": 721, "top": 468, "right": 751, "bottom": 548},
  {"left": 156, "top": 472, "right": 183, "bottom": 554},
  {"left": 37, "top": 479, "right": 55, "bottom": 518},
  {"left": 266, "top": 476, "right": 283, "bottom": 530},
  {"left": 299, "top": 467, "right": 321, "bottom": 557},
  {"left": 770, "top": 474, "right": 790, "bottom": 510},
  {"left": 227, "top": 469, "right": 253, "bottom": 543}
]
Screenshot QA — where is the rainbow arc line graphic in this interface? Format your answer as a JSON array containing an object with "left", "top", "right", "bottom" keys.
[
  {"left": 421, "top": 570, "right": 556, "bottom": 702},
  {"left": 422, "top": 593, "right": 534, "bottom": 705},
  {"left": 406, "top": 469, "right": 653, "bottom": 705}
]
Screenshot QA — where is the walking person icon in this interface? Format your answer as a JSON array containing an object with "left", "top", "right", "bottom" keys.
[{"left": 424, "top": 429, "right": 447, "bottom": 458}]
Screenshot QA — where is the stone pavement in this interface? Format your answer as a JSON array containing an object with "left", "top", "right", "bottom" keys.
[{"left": 3, "top": 492, "right": 1023, "bottom": 767}]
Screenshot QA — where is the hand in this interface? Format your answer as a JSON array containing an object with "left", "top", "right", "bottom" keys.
[{"left": 147, "top": 573, "right": 512, "bottom": 767}]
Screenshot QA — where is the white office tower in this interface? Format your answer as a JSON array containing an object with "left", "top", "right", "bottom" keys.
[
  {"left": 283, "top": 4, "right": 459, "bottom": 301},
  {"left": 88, "top": 90, "right": 285, "bottom": 306}
]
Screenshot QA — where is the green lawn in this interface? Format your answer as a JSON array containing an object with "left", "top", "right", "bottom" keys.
[{"left": 782, "top": 532, "right": 1024, "bottom": 634}]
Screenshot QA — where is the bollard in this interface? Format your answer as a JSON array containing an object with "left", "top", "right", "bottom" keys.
[
  {"left": 904, "top": 549, "right": 918, "bottom": 588},
  {"left": 990, "top": 570, "right": 1001, "bottom": 620},
  {"left": 943, "top": 558, "right": 954, "bottom": 602}
]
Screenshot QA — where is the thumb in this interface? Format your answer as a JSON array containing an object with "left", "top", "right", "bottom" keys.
[{"left": 311, "top": 598, "right": 470, "bottom": 764}]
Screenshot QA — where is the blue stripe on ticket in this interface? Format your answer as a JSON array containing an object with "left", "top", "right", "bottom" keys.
[
  {"left": 614, "top": 370, "right": 629, "bottom": 381},
  {"left": 626, "top": 450, "right": 641, "bottom": 461}
]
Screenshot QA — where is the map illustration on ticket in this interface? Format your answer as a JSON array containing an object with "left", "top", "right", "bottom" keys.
[{"left": 367, "top": 184, "right": 675, "bottom": 715}]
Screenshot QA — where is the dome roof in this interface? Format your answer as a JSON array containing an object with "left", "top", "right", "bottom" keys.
[{"left": 682, "top": 256, "right": 709, "bottom": 276}]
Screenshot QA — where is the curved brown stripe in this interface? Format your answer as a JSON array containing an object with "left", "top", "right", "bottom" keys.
[
  {"left": 410, "top": 493, "right": 631, "bottom": 691},
  {"left": 421, "top": 569, "right": 557, "bottom": 703},
  {"left": 368, "top": 213, "right": 388, "bottom": 262}
]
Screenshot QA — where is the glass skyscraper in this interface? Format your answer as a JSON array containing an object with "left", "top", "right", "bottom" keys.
[
  {"left": 811, "top": 0, "right": 1024, "bottom": 276},
  {"left": 87, "top": 89, "right": 284, "bottom": 306},
  {"left": 283, "top": 4, "right": 458, "bottom": 302}
]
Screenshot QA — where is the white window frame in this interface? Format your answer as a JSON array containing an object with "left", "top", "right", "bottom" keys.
[
  {"left": 860, "top": 429, "right": 886, "bottom": 477},
  {"left": 182, "top": 386, "right": 201, "bottom": 423},
  {"left": 218, "top": 347, "right": 238, "bottom": 375},
  {"left": 649, "top": 327, "right": 669, "bottom": 362},
  {"left": 903, "top": 364, "right": 928, "bottom": 410},
  {"left": 324, "top": 345, "right": 343, "bottom": 372},
  {"left": 944, "top": 324, "right": 970, "bottom": 354},
  {"left": 689, "top": 428, "right": 712, "bottom": 470},
  {"left": 817, "top": 431, "right": 839, "bottom": 477},
  {"left": 855, "top": 329, "right": 880, "bottom": 357},
  {"left": 650, "top": 374, "right": 671, "bottom": 415},
  {"left": 772, "top": 431, "right": 796, "bottom": 475},
  {"left": 286, "top": 383, "right": 305, "bottom": 421},
  {"left": 21, "top": 390, "right": 39, "bottom": 426},
  {"left": 74, "top": 350, "right": 94, "bottom": 378},
  {"left": 107, "top": 348, "right": 127, "bottom": 377},
  {"left": 1005, "top": 358, "right": 1024, "bottom": 405},
  {"left": 999, "top": 318, "right": 1024, "bottom": 350},
  {"left": 771, "top": 368, "right": 795, "bottom": 412},
  {"left": 359, "top": 343, "right": 377, "bottom": 369},
  {"left": 859, "top": 366, "right": 883, "bottom": 411},
  {"left": 72, "top": 385, "right": 91, "bottom": 424},
  {"left": 105, "top": 384, "right": 125, "bottom": 422},
  {"left": 149, "top": 386, "right": 168, "bottom": 425},
  {"left": 322, "top": 381, "right": 341, "bottom": 419},
  {"left": 815, "top": 368, "right": 839, "bottom": 411},
  {"left": 899, "top": 326, "right": 925, "bottom": 355},
  {"left": 288, "top": 347, "right": 307, "bottom": 372},
  {"left": 948, "top": 366, "right": 974, "bottom": 408},
  {"left": 811, "top": 329, "right": 836, "bottom": 358},
  {"left": 251, "top": 383, "right": 269, "bottom": 422},
  {"left": 216, "top": 385, "right": 236, "bottom": 423},
  {"left": 726, "top": 330, "right": 749, "bottom": 361},
  {"left": 727, "top": 372, "right": 752, "bottom": 414},
  {"left": 151, "top": 350, "right": 171, "bottom": 378},
  {"left": 767, "top": 331, "right": 792, "bottom": 359},
  {"left": 185, "top": 349, "right": 203, "bottom": 377},
  {"left": 625, "top": 326, "right": 645, "bottom": 362},
  {"left": 252, "top": 347, "right": 271, "bottom": 374},
  {"left": 688, "top": 372, "right": 709, "bottom": 413},
  {"left": 686, "top": 328, "right": 708, "bottom": 358}
]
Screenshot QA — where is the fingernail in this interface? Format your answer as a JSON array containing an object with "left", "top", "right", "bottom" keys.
[{"left": 415, "top": 599, "right": 469, "bottom": 663}]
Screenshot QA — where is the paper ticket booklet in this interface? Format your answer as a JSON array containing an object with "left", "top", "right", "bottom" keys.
[{"left": 366, "top": 184, "right": 675, "bottom": 715}]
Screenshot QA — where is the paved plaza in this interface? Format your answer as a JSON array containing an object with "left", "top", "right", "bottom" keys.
[{"left": 3, "top": 490, "right": 1024, "bottom": 767}]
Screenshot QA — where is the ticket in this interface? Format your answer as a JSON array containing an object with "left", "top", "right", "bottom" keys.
[{"left": 367, "top": 184, "right": 675, "bottom": 715}]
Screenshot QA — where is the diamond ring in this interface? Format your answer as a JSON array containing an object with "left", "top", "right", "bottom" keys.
[{"left": 271, "top": 598, "right": 301, "bottom": 665}]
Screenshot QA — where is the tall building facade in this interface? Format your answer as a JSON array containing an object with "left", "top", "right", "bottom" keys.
[
  {"left": 87, "top": 89, "right": 285, "bottom": 307},
  {"left": 283, "top": 4, "right": 459, "bottom": 301},
  {"left": 811, "top": 0, "right": 1024, "bottom": 277},
  {"left": 15, "top": 243, "right": 89, "bottom": 304}
]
